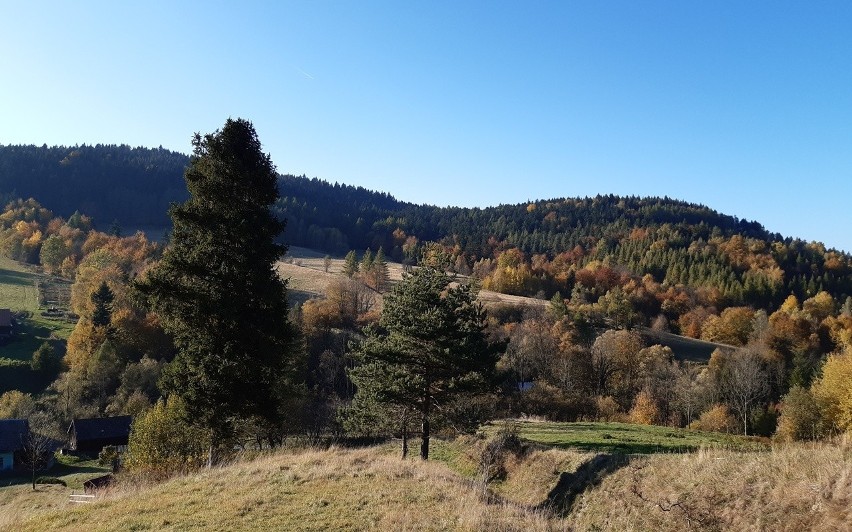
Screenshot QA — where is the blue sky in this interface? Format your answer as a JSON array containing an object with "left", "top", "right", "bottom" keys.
[{"left": 1, "top": 1, "right": 851, "bottom": 251}]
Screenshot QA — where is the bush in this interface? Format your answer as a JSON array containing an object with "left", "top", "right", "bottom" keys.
[
  {"left": 478, "top": 422, "right": 522, "bottom": 487},
  {"left": 595, "top": 396, "right": 625, "bottom": 422},
  {"left": 35, "top": 476, "right": 66, "bottom": 486},
  {"left": 629, "top": 390, "right": 660, "bottom": 425},
  {"left": 750, "top": 406, "right": 777, "bottom": 437},
  {"left": 776, "top": 385, "right": 823, "bottom": 441},
  {"left": 124, "top": 396, "right": 210, "bottom": 480},
  {"left": 689, "top": 404, "right": 737, "bottom": 433},
  {"left": 515, "top": 382, "right": 595, "bottom": 421},
  {"left": 98, "top": 445, "right": 119, "bottom": 467}
]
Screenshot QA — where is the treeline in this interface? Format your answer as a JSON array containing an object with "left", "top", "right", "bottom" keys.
[{"left": 0, "top": 144, "right": 188, "bottom": 228}]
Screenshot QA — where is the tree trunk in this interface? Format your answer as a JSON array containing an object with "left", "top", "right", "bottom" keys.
[
  {"left": 420, "top": 416, "right": 430, "bottom": 460},
  {"left": 401, "top": 423, "right": 409, "bottom": 459}
]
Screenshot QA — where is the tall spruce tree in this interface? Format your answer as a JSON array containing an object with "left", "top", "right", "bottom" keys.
[
  {"left": 91, "top": 281, "right": 114, "bottom": 328},
  {"left": 343, "top": 250, "right": 359, "bottom": 278},
  {"left": 350, "top": 267, "right": 504, "bottom": 459},
  {"left": 136, "top": 119, "right": 299, "bottom": 454}
]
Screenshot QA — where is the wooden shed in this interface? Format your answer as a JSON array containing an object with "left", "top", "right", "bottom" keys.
[{"left": 67, "top": 416, "right": 132, "bottom": 455}]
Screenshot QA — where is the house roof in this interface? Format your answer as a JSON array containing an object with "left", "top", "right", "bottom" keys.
[
  {"left": 0, "top": 309, "right": 11, "bottom": 328},
  {"left": 69, "top": 416, "right": 132, "bottom": 442},
  {"left": 0, "top": 419, "right": 29, "bottom": 452}
]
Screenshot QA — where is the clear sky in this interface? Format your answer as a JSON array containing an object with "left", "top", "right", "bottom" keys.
[{"left": 1, "top": 1, "right": 851, "bottom": 251}]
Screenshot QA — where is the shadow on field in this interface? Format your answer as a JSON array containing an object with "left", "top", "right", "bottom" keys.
[
  {"left": 539, "top": 453, "right": 630, "bottom": 516},
  {"left": 0, "top": 268, "right": 34, "bottom": 286}
]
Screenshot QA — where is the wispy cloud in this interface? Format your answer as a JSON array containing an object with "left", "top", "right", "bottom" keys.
[{"left": 297, "top": 68, "right": 315, "bottom": 80}]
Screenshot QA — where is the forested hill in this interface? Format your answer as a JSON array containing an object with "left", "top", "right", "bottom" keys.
[
  {"left": 2, "top": 143, "right": 851, "bottom": 310},
  {"left": 0, "top": 144, "right": 189, "bottom": 227}
]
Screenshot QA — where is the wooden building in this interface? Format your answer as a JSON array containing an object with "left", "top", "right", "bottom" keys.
[{"left": 67, "top": 416, "right": 132, "bottom": 455}]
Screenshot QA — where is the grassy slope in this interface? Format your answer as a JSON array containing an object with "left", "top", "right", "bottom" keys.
[
  {"left": 13, "top": 446, "right": 554, "bottom": 532},
  {"left": 280, "top": 246, "right": 548, "bottom": 311},
  {"left": 495, "top": 420, "right": 768, "bottom": 454},
  {"left": 0, "top": 257, "right": 74, "bottom": 393},
  {"left": 10, "top": 438, "right": 851, "bottom": 532}
]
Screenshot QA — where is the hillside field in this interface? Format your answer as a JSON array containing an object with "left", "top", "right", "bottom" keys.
[
  {"left": 7, "top": 430, "right": 850, "bottom": 532},
  {"left": 0, "top": 257, "right": 74, "bottom": 393}
]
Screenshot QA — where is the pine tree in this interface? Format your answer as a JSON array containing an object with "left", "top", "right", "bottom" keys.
[
  {"left": 372, "top": 246, "right": 390, "bottom": 293},
  {"left": 360, "top": 248, "right": 374, "bottom": 273},
  {"left": 136, "top": 119, "right": 300, "bottom": 454},
  {"left": 350, "top": 267, "right": 505, "bottom": 459},
  {"left": 343, "top": 250, "right": 359, "bottom": 278},
  {"left": 91, "top": 282, "right": 114, "bottom": 328}
]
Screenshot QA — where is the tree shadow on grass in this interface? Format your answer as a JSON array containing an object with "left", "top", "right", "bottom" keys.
[
  {"left": 538, "top": 453, "right": 631, "bottom": 517},
  {"left": 0, "top": 268, "right": 36, "bottom": 287}
]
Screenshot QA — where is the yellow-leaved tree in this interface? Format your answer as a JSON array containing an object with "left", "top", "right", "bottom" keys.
[
  {"left": 124, "top": 396, "right": 209, "bottom": 480},
  {"left": 812, "top": 350, "right": 852, "bottom": 434}
]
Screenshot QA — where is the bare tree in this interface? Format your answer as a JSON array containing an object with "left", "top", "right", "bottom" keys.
[
  {"left": 20, "top": 414, "right": 56, "bottom": 491},
  {"left": 721, "top": 349, "right": 769, "bottom": 436}
]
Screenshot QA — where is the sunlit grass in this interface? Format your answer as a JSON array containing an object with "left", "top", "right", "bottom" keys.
[{"left": 483, "top": 419, "right": 769, "bottom": 454}]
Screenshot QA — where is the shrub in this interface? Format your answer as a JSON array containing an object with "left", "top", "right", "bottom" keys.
[
  {"left": 595, "top": 396, "right": 624, "bottom": 422},
  {"left": 35, "top": 476, "right": 66, "bottom": 486},
  {"left": 776, "top": 385, "right": 823, "bottom": 441},
  {"left": 478, "top": 422, "right": 521, "bottom": 489},
  {"left": 123, "top": 396, "right": 210, "bottom": 480},
  {"left": 689, "top": 404, "right": 737, "bottom": 433},
  {"left": 629, "top": 390, "right": 660, "bottom": 425},
  {"left": 98, "top": 445, "right": 119, "bottom": 467}
]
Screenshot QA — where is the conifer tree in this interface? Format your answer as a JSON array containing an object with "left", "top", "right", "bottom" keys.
[
  {"left": 360, "top": 248, "right": 374, "bottom": 273},
  {"left": 91, "top": 282, "right": 114, "bottom": 328},
  {"left": 372, "top": 246, "right": 390, "bottom": 293},
  {"left": 350, "top": 267, "right": 504, "bottom": 459},
  {"left": 136, "top": 119, "right": 299, "bottom": 454},
  {"left": 343, "top": 250, "right": 359, "bottom": 278}
]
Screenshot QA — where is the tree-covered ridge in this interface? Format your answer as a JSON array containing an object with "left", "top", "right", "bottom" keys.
[
  {"left": 0, "top": 144, "right": 188, "bottom": 228},
  {"left": 1, "top": 143, "right": 850, "bottom": 312}
]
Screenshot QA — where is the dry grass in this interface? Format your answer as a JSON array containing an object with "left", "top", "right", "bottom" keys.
[
  {"left": 565, "top": 440, "right": 852, "bottom": 531},
  {"left": 7, "top": 438, "right": 852, "bottom": 531},
  {"left": 279, "top": 246, "right": 546, "bottom": 311},
  {"left": 13, "top": 446, "right": 558, "bottom": 532}
]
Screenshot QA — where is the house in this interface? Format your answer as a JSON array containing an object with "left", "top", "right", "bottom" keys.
[
  {"left": 0, "top": 419, "right": 29, "bottom": 471},
  {"left": 67, "top": 416, "right": 132, "bottom": 455},
  {"left": 0, "top": 309, "right": 13, "bottom": 339}
]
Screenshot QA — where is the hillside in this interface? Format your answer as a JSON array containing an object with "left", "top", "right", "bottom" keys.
[
  {"left": 10, "top": 435, "right": 850, "bottom": 531},
  {"left": 2, "top": 143, "right": 850, "bottom": 314}
]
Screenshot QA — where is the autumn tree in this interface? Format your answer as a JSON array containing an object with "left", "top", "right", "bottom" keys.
[
  {"left": 124, "top": 396, "right": 209, "bottom": 480},
  {"left": 350, "top": 267, "right": 504, "bottom": 459},
  {"left": 720, "top": 349, "right": 769, "bottom": 435},
  {"left": 811, "top": 349, "right": 852, "bottom": 433},
  {"left": 136, "top": 119, "right": 300, "bottom": 456},
  {"left": 590, "top": 329, "right": 644, "bottom": 405}
]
